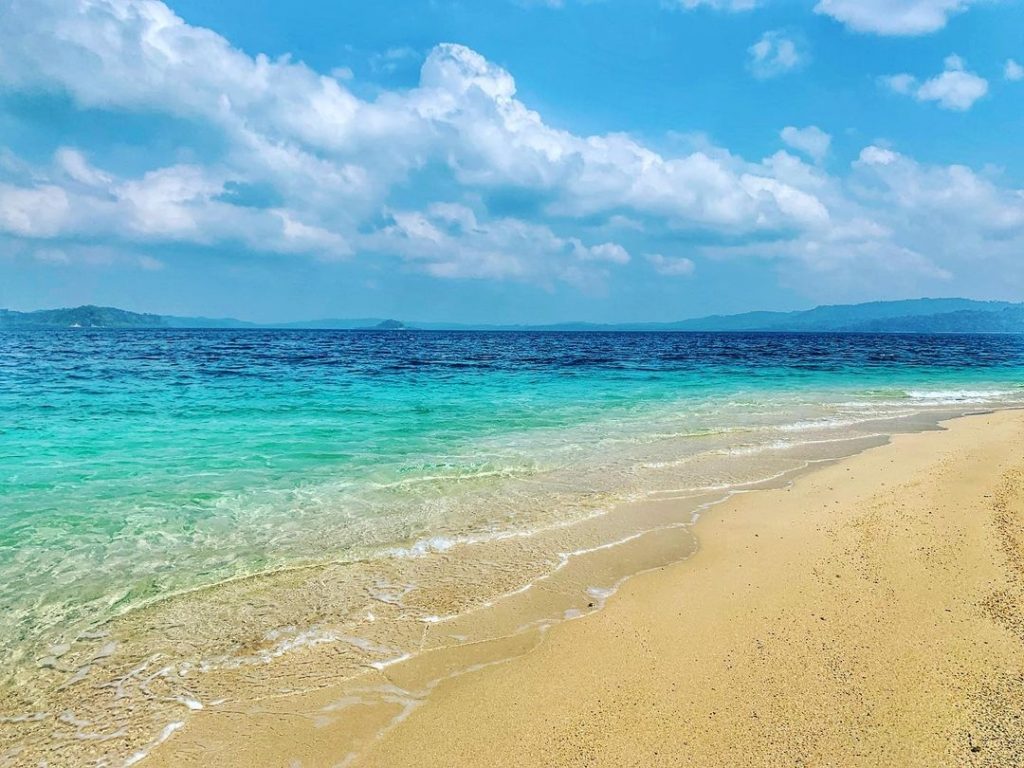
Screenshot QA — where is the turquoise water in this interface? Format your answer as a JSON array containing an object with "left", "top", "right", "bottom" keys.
[{"left": 1, "top": 329, "right": 1023, "bottom": 764}]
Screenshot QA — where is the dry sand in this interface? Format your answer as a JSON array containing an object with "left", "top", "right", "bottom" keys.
[{"left": 148, "top": 410, "right": 1024, "bottom": 767}]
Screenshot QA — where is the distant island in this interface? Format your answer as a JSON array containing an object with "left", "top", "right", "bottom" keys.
[
  {"left": 2, "top": 298, "right": 1024, "bottom": 334},
  {"left": 373, "top": 319, "right": 408, "bottom": 331}
]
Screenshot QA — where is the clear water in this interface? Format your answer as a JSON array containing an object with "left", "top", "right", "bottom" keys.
[{"left": 1, "top": 329, "right": 1023, "bottom": 765}]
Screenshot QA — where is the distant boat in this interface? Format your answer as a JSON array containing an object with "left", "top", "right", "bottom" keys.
[{"left": 69, "top": 323, "right": 82, "bottom": 328}]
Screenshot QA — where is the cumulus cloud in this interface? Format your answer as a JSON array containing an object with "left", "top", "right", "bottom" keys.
[
  {"left": 1006, "top": 59, "right": 1024, "bottom": 82},
  {"left": 839, "top": 145, "right": 1022, "bottom": 292},
  {"left": 882, "top": 73, "right": 918, "bottom": 95},
  {"left": 646, "top": 254, "right": 696, "bottom": 276},
  {"left": 0, "top": 152, "right": 352, "bottom": 258},
  {"left": 814, "top": 0, "right": 982, "bottom": 36},
  {"left": 366, "top": 203, "right": 629, "bottom": 288},
  {"left": 748, "top": 31, "right": 806, "bottom": 79},
  {"left": 55, "top": 147, "right": 113, "bottom": 187},
  {"left": 780, "top": 126, "right": 832, "bottom": 163},
  {"left": 0, "top": 0, "right": 1021, "bottom": 299},
  {"left": 0, "top": 0, "right": 837, "bottom": 281},
  {"left": 0, "top": 183, "right": 70, "bottom": 238},
  {"left": 883, "top": 55, "right": 988, "bottom": 110},
  {"left": 700, "top": 141, "right": 1024, "bottom": 300},
  {"left": 853, "top": 145, "right": 1024, "bottom": 233}
]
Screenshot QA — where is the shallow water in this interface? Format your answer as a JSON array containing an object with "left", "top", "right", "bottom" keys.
[{"left": 2, "top": 329, "right": 1023, "bottom": 765}]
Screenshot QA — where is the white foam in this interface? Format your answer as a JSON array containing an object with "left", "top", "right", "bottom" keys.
[
  {"left": 367, "top": 582, "right": 415, "bottom": 606},
  {"left": 777, "top": 417, "right": 863, "bottom": 432},
  {"left": 905, "top": 388, "right": 1017, "bottom": 403},
  {"left": 262, "top": 628, "right": 339, "bottom": 659},
  {"left": 370, "top": 653, "right": 412, "bottom": 671},
  {"left": 585, "top": 586, "right": 616, "bottom": 601},
  {"left": 420, "top": 613, "right": 457, "bottom": 624},
  {"left": 200, "top": 627, "right": 341, "bottom": 671},
  {"left": 177, "top": 697, "right": 203, "bottom": 711},
  {"left": 722, "top": 432, "right": 886, "bottom": 457},
  {"left": 123, "top": 721, "right": 184, "bottom": 767},
  {"left": 387, "top": 537, "right": 458, "bottom": 559}
]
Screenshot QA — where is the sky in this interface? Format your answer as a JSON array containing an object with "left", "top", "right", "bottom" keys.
[{"left": 0, "top": 0, "right": 1022, "bottom": 323}]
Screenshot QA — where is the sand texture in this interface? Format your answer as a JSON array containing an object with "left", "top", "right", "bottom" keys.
[{"left": 148, "top": 410, "right": 1024, "bottom": 767}]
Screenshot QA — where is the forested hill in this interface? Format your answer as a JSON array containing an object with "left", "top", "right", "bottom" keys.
[{"left": 3, "top": 299, "right": 1023, "bottom": 333}]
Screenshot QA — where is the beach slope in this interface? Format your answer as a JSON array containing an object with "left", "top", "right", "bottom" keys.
[{"left": 151, "top": 410, "right": 1024, "bottom": 767}]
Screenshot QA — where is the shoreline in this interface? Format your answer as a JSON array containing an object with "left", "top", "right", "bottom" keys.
[
  {"left": 143, "top": 408, "right": 1024, "bottom": 767},
  {"left": 7, "top": 400, "right": 970, "bottom": 766}
]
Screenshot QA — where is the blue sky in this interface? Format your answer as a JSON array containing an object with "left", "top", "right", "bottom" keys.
[{"left": 1, "top": 0, "right": 1022, "bottom": 323}]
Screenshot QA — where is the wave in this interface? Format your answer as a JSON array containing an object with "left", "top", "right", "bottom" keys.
[{"left": 904, "top": 388, "right": 1020, "bottom": 403}]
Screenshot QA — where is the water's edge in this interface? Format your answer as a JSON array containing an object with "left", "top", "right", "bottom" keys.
[
  {"left": 2, "top": 405, "right": 1006, "bottom": 768},
  {"left": 140, "top": 407, "right": 1006, "bottom": 768},
  {"left": 4, "top": 329, "right": 1024, "bottom": 766}
]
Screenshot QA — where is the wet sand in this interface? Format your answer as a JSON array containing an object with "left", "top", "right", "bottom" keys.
[{"left": 147, "top": 410, "right": 1024, "bottom": 767}]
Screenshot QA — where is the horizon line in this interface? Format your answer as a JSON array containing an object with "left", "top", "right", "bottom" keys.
[{"left": 3, "top": 295, "right": 1019, "bottom": 328}]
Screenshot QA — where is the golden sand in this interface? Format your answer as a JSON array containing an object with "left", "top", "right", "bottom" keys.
[{"left": 148, "top": 410, "right": 1024, "bottom": 767}]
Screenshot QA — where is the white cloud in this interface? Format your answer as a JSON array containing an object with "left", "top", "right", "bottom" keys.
[
  {"left": 916, "top": 63, "right": 988, "bottom": 110},
  {"left": 369, "top": 47, "right": 421, "bottom": 75},
  {"left": 0, "top": 0, "right": 1022, "bottom": 299},
  {"left": 780, "top": 126, "right": 832, "bottom": 163},
  {"left": 814, "top": 0, "right": 983, "bottom": 36},
  {"left": 118, "top": 165, "right": 226, "bottom": 239},
  {"left": 881, "top": 73, "right": 917, "bottom": 95},
  {"left": 0, "top": 2, "right": 833, "bottom": 258},
  {"left": 28, "top": 243, "right": 165, "bottom": 271},
  {"left": 646, "top": 254, "right": 696, "bottom": 276},
  {"left": 0, "top": 184, "right": 70, "bottom": 237},
  {"left": 584, "top": 242, "right": 632, "bottom": 264},
  {"left": 833, "top": 145, "right": 1023, "bottom": 294},
  {"left": 366, "top": 203, "right": 630, "bottom": 288},
  {"left": 857, "top": 146, "right": 899, "bottom": 166},
  {"left": 669, "top": 0, "right": 760, "bottom": 10},
  {"left": 0, "top": 151, "right": 352, "bottom": 259},
  {"left": 55, "top": 147, "right": 113, "bottom": 187},
  {"left": 700, "top": 142, "right": 1024, "bottom": 300},
  {"left": 853, "top": 145, "right": 1024, "bottom": 232},
  {"left": 1006, "top": 59, "right": 1024, "bottom": 82},
  {"left": 883, "top": 55, "right": 988, "bottom": 110},
  {"left": 748, "top": 31, "right": 806, "bottom": 79}
]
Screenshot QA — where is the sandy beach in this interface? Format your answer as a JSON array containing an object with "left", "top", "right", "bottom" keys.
[{"left": 147, "top": 409, "right": 1024, "bottom": 767}]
